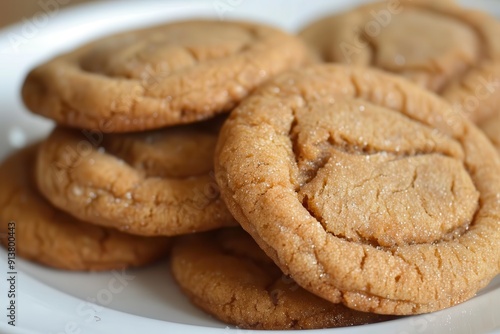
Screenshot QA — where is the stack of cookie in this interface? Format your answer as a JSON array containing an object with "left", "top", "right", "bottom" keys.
[
  {"left": 1, "top": 0, "right": 500, "bottom": 330},
  {"left": 1, "top": 20, "right": 310, "bottom": 270}
]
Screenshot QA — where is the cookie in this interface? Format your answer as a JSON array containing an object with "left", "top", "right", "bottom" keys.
[
  {"left": 171, "top": 228, "right": 394, "bottom": 329},
  {"left": 36, "top": 118, "right": 235, "bottom": 236},
  {"left": 299, "top": 0, "right": 500, "bottom": 123},
  {"left": 214, "top": 64, "right": 500, "bottom": 315},
  {"left": 479, "top": 112, "right": 500, "bottom": 153},
  {"left": 0, "top": 145, "right": 171, "bottom": 271},
  {"left": 22, "top": 20, "right": 311, "bottom": 132}
]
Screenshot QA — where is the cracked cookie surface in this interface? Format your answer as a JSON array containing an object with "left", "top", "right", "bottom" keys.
[
  {"left": 0, "top": 145, "right": 171, "bottom": 270},
  {"left": 480, "top": 112, "right": 500, "bottom": 154},
  {"left": 299, "top": 0, "right": 500, "bottom": 123},
  {"left": 36, "top": 118, "right": 235, "bottom": 236},
  {"left": 22, "top": 20, "right": 310, "bottom": 132},
  {"left": 171, "top": 228, "right": 394, "bottom": 329},
  {"left": 214, "top": 64, "right": 500, "bottom": 315}
]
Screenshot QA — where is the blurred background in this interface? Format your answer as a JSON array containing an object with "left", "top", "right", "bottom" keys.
[
  {"left": 2, "top": 0, "right": 500, "bottom": 29},
  {"left": 1, "top": 0, "right": 95, "bottom": 28}
]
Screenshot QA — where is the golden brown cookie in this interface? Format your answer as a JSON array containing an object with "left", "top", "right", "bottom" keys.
[
  {"left": 22, "top": 20, "right": 311, "bottom": 132},
  {"left": 480, "top": 112, "right": 500, "bottom": 152},
  {"left": 299, "top": 0, "right": 500, "bottom": 123},
  {"left": 0, "top": 145, "right": 171, "bottom": 271},
  {"left": 171, "top": 228, "right": 394, "bottom": 329},
  {"left": 36, "top": 118, "right": 235, "bottom": 236},
  {"left": 214, "top": 64, "right": 500, "bottom": 315}
]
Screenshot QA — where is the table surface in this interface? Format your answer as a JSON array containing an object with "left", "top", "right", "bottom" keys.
[{"left": 1, "top": 0, "right": 95, "bottom": 28}]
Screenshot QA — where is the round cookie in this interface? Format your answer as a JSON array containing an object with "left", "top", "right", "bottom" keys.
[
  {"left": 299, "top": 0, "right": 500, "bottom": 123},
  {"left": 36, "top": 118, "right": 235, "bottom": 236},
  {"left": 22, "top": 20, "right": 311, "bottom": 132},
  {"left": 171, "top": 228, "right": 395, "bottom": 329},
  {"left": 0, "top": 145, "right": 171, "bottom": 271},
  {"left": 214, "top": 64, "right": 500, "bottom": 315}
]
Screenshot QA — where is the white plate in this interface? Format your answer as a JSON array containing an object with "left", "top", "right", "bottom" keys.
[{"left": 0, "top": 1, "right": 499, "bottom": 333}]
